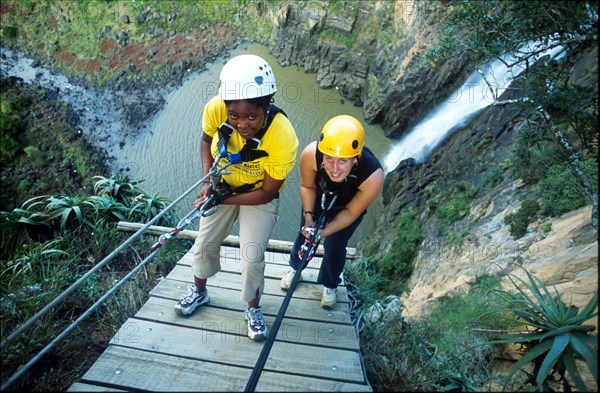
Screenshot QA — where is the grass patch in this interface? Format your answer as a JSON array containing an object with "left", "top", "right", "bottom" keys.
[
  {"left": 429, "top": 181, "right": 476, "bottom": 226},
  {"left": 353, "top": 274, "right": 518, "bottom": 391},
  {"left": 318, "top": 27, "right": 357, "bottom": 48},
  {"left": 373, "top": 207, "right": 423, "bottom": 288}
]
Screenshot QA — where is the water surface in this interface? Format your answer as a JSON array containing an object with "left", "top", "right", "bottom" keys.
[{"left": 111, "top": 43, "right": 394, "bottom": 246}]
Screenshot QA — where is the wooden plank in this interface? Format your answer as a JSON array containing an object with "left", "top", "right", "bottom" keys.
[
  {"left": 179, "top": 245, "right": 325, "bottom": 268},
  {"left": 257, "top": 371, "right": 372, "bottom": 392},
  {"left": 75, "top": 345, "right": 252, "bottom": 391},
  {"left": 177, "top": 251, "right": 325, "bottom": 283},
  {"left": 221, "top": 246, "right": 325, "bottom": 268},
  {"left": 72, "top": 236, "right": 369, "bottom": 392},
  {"left": 109, "top": 318, "right": 366, "bottom": 383},
  {"left": 68, "top": 382, "right": 126, "bottom": 392},
  {"left": 116, "top": 221, "right": 357, "bottom": 258},
  {"left": 150, "top": 279, "right": 353, "bottom": 325},
  {"left": 136, "top": 296, "right": 358, "bottom": 349},
  {"left": 75, "top": 345, "right": 370, "bottom": 392},
  {"left": 165, "top": 264, "right": 349, "bottom": 302}
]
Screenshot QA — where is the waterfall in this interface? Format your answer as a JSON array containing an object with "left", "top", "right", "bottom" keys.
[{"left": 383, "top": 44, "right": 565, "bottom": 173}]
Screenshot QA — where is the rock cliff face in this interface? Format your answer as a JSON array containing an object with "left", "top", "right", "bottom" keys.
[
  {"left": 267, "top": 1, "right": 471, "bottom": 139},
  {"left": 380, "top": 45, "right": 598, "bottom": 321},
  {"left": 263, "top": 1, "right": 598, "bottom": 321}
]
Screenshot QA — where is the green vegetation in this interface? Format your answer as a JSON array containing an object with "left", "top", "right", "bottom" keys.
[
  {"left": 0, "top": 94, "right": 27, "bottom": 163},
  {"left": 538, "top": 159, "right": 598, "bottom": 217},
  {"left": 0, "top": 78, "right": 107, "bottom": 212},
  {"left": 475, "top": 135, "right": 494, "bottom": 151},
  {"left": 372, "top": 208, "right": 423, "bottom": 291},
  {"left": 426, "top": 0, "right": 598, "bottom": 232},
  {"left": 351, "top": 266, "right": 598, "bottom": 392},
  {"left": 353, "top": 1, "right": 598, "bottom": 391},
  {"left": 351, "top": 208, "right": 424, "bottom": 300},
  {"left": 1, "top": 174, "right": 185, "bottom": 391},
  {"left": 430, "top": 181, "right": 476, "bottom": 226},
  {"left": 540, "top": 222, "right": 552, "bottom": 234},
  {"left": 0, "top": 0, "right": 255, "bottom": 84},
  {"left": 0, "top": 77, "right": 182, "bottom": 391},
  {"left": 2, "top": 0, "right": 597, "bottom": 391},
  {"left": 503, "top": 198, "right": 540, "bottom": 239},
  {"left": 480, "top": 168, "right": 504, "bottom": 191},
  {"left": 490, "top": 269, "right": 598, "bottom": 392},
  {"left": 318, "top": 27, "right": 357, "bottom": 49},
  {"left": 514, "top": 125, "right": 598, "bottom": 220},
  {"left": 349, "top": 274, "right": 519, "bottom": 391},
  {"left": 425, "top": 181, "right": 477, "bottom": 247}
]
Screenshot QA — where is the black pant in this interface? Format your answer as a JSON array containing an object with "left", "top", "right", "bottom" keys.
[{"left": 289, "top": 212, "right": 363, "bottom": 289}]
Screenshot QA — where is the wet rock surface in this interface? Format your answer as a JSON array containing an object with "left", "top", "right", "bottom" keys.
[{"left": 1, "top": 46, "right": 229, "bottom": 171}]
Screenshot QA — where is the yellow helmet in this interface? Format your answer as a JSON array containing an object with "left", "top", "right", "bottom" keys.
[{"left": 318, "top": 115, "right": 365, "bottom": 158}]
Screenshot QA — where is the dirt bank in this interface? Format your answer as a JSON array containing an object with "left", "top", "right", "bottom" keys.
[{"left": 1, "top": 26, "right": 242, "bottom": 173}]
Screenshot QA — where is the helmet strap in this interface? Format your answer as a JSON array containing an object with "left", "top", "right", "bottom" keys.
[{"left": 261, "top": 106, "right": 271, "bottom": 131}]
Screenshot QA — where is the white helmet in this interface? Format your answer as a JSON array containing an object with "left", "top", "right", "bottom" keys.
[{"left": 218, "top": 54, "right": 277, "bottom": 100}]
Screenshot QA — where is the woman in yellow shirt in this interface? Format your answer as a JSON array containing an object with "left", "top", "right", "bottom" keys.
[{"left": 175, "top": 54, "right": 299, "bottom": 341}]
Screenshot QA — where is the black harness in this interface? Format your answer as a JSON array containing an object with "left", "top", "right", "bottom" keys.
[
  {"left": 217, "top": 104, "right": 286, "bottom": 164},
  {"left": 214, "top": 104, "right": 286, "bottom": 194}
]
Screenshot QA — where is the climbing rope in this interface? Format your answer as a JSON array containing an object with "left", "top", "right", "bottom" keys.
[
  {"left": 244, "top": 192, "right": 338, "bottom": 393},
  {"left": 1, "top": 156, "right": 232, "bottom": 391},
  {"left": 150, "top": 160, "right": 233, "bottom": 252}
]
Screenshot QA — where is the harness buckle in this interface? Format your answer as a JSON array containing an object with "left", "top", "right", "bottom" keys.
[{"left": 247, "top": 137, "right": 262, "bottom": 149}]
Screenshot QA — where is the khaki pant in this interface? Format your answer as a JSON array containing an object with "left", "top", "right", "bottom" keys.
[{"left": 190, "top": 199, "right": 279, "bottom": 303}]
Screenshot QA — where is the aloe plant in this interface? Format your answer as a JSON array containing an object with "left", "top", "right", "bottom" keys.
[
  {"left": 492, "top": 268, "right": 598, "bottom": 391},
  {"left": 1, "top": 239, "right": 68, "bottom": 284},
  {"left": 0, "top": 197, "right": 57, "bottom": 259},
  {"left": 46, "top": 195, "right": 93, "bottom": 233},
  {"left": 128, "top": 192, "right": 176, "bottom": 225},
  {"left": 86, "top": 195, "right": 128, "bottom": 224},
  {"left": 93, "top": 175, "right": 143, "bottom": 204}
]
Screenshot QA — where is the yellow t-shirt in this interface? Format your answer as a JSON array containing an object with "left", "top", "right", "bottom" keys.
[{"left": 202, "top": 96, "right": 298, "bottom": 192}]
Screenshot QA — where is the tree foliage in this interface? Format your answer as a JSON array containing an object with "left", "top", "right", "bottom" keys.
[
  {"left": 428, "top": 0, "right": 598, "bottom": 231},
  {"left": 429, "top": 1, "right": 597, "bottom": 66}
]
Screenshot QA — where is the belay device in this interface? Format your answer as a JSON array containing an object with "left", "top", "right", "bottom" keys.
[{"left": 297, "top": 192, "right": 338, "bottom": 268}]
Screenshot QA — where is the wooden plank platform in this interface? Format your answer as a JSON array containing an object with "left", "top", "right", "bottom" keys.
[{"left": 69, "top": 245, "right": 372, "bottom": 392}]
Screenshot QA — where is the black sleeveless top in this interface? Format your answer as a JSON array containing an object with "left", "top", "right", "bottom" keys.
[{"left": 314, "top": 145, "right": 382, "bottom": 218}]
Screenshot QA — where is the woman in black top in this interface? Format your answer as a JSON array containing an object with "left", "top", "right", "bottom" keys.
[{"left": 281, "top": 115, "right": 384, "bottom": 309}]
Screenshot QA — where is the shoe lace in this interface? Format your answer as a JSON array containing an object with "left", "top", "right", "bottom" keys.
[
  {"left": 180, "top": 286, "right": 199, "bottom": 304},
  {"left": 285, "top": 269, "right": 295, "bottom": 281},
  {"left": 248, "top": 308, "right": 265, "bottom": 329}
]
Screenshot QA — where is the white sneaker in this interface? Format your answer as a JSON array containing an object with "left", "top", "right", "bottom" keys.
[
  {"left": 244, "top": 306, "right": 267, "bottom": 341},
  {"left": 174, "top": 285, "right": 210, "bottom": 316},
  {"left": 280, "top": 268, "right": 301, "bottom": 291},
  {"left": 321, "top": 286, "right": 337, "bottom": 309}
]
